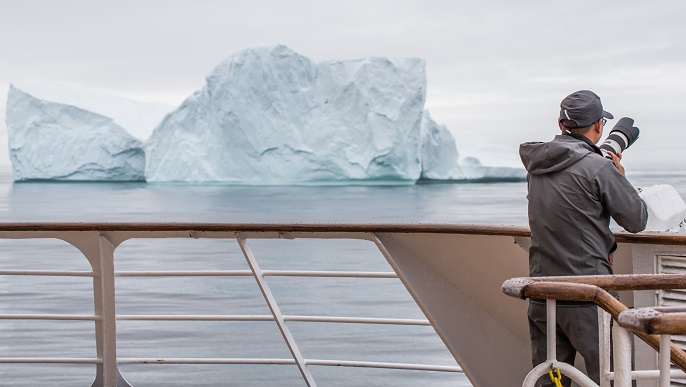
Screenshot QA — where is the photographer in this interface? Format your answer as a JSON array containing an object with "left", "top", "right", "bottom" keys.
[{"left": 518, "top": 90, "right": 648, "bottom": 386}]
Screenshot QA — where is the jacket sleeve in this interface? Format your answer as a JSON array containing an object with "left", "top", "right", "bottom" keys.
[{"left": 597, "top": 163, "right": 648, "bottom": 233}]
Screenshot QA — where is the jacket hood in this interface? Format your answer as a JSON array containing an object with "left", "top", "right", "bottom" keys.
[{"left": 519, "top": 135, "right": 595, "bottom": 175}]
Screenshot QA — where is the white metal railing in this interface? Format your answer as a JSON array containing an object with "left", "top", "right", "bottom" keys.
[
  {"left": 519, "top": 301, "right": 686, "bottom": 387},
  {"left": 503, "top": 277, "right": 686, "bottom": 387},
  {"left": 0, "top": 226, "right": 463, "bottom": 387}
]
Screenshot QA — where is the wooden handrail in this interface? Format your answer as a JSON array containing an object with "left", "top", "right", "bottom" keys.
[
  {"left": 0, "top": 222, "right": 532, "bottom": 235},
  {"left": 502, "top": 274, "right": 686, "bottom": 296},
  {"left": 0, "top": 222, "right": 683, "bottom": 245},
  {"left": 619, "top": 307, "right": 686, "bottom": 335},
  {"left": 502, "top": 275, "right": 686, "bottom": 372}
]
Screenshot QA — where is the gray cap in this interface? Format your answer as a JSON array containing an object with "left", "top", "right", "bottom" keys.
[{"left": 559, "top": 90, "right": 613, "bottom": 128}]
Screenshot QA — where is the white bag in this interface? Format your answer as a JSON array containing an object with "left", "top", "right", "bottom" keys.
[{"left": 638, "top": 184, "right": 686, "bottom": 232}]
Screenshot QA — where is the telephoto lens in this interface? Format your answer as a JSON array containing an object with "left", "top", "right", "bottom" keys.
[{"left": 599, "top": 117, "right": 640, "bottom": 159}]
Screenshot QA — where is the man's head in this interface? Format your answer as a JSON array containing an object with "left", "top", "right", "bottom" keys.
[{"left": 559, "top": 90, "right": 613, "bottom": 143}]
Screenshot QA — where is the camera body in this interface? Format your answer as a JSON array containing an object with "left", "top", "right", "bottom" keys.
[{"left": 599, "top": 117, "right": 640, "bottom": 159}]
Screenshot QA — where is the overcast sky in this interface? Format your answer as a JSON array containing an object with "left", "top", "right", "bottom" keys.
[{"left": 1, "top": 0, "right": 684, "bottom": 170}]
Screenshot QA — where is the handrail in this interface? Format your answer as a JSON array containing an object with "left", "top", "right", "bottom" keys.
[
  {"left": 0, "top": 222, "right": 534, "bottom": 235},
  {"left": 502, "top": 274, "right": 686, "bottom": 294},
  {"left": 1, "top": 222, "right": 685, "bottom": 246},
  {"left": 0, "top": 222, "right": 681, "bottom": 241},
  {"left": 618, "top": 307, "right": 686, "bottom": 335},
  {"left": 501, "top": 274, "right": 686, "bottom": 372}
]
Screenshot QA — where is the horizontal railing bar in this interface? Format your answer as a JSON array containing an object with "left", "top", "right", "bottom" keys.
[
  {"left": 0, "top": 270, "right": 94, "bottom": 277},
  {"left": 284, "top": 316, "right": 430, "bottom": 325},
  {"left": 263, "top": 270, "right": 397, "bottom": 278},
  {"left": 306, "top": 359, "right": 463, "bottom": 372},
  {"left": 116, "top": 270, "right": 253, "bottom": 277},
  {"left": 0, "top": 314, "right": 99, "bottom": 321},
  {"left": 117, "top": 357, "right": 296, "bottom": 365},
  {"left": 624, "top": 369, "right": 686, "bottom": 380},
  {"left": 115, "top": 270, "right": 398, "bottom": 278},
  {"left": 117, "top": 314, "right": 273, "bottom": 321},
  {"left": 116, "top": 314, "right": 428, "bottom": 325},
  {"left": 0, "top": 358, "right": 101, "bottom": 364},
  {"left": 116, "top": 357, "right": 462, "bottom": 372}
]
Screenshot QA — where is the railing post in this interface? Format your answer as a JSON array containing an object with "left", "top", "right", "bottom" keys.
[
  {"left": 236, "top": 233, "right": 317, "bottom": 387},
  {"left": 95, "top": 232, "right": 119, "bottom": 386},
  {"left": 66, "top": 231, "right": 131, "bottom": 387},
  {"left": 612, "top": 322, "right": 632, "bottom": 387},
  {"left": 660, "top": 334, "right": 671, "bottom": 387},
  {"left": 599, "top": 310, "right": 612, "bottom": 387},
  {"left": 547, "top": 299, "right": 556, "bottom": 363}
]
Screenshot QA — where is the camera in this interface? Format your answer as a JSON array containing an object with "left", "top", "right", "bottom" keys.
[{"left": 599, "top": 117, "right": 640, "bottom": 160}]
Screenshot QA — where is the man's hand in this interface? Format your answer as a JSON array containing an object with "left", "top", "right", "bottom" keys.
[{"left": 608, "top": 151, "right": 625, "bottom": 175}]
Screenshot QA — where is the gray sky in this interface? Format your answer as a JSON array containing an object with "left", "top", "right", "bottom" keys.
[{"left": 1, "top": 0, "right": 685, "bottom": 170}]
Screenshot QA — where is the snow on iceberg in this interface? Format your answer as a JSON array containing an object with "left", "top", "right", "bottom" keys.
[
  {"left": 145, "top": 45, "right": 427, "bottom": 183},
  {"left": 6, "top": 85, "right": 149, "bottom": 181}
]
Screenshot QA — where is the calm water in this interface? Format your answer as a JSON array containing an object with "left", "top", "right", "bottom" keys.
[{"left": 0, "top": 166, "right": 683, "bottom": 386}]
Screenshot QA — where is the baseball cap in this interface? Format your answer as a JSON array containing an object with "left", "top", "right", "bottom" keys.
[{"left": 559, "top": 90, "right": 614, "bottom": 128}]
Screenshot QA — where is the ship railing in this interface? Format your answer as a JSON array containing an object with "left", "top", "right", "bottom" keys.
[
  {"left": 0, "top": 224, "right": 463, "bottom": 387},
  {"left": 502, "top": 274, "right": 686, "bottom": 387}
]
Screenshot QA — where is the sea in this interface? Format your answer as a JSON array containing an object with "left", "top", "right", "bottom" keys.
[{"left": 0, "top": 166, "right": 684, "bottom": 387}]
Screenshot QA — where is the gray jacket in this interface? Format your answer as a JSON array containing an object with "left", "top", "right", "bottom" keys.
[{"left": 519, "top": 134, "right": 647, "bottom": 277}]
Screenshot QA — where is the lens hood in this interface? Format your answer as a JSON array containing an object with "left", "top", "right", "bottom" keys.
[{"left": 610, "top": 117, "right": 640, "bottom": 146}]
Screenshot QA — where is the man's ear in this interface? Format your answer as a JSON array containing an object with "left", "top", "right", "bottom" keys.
[
  {"left": 558, "top": 121, "right": 566, "bottom": 133},
  {"left": 594, "top": 120, "right": 603, "bottom": 135}
]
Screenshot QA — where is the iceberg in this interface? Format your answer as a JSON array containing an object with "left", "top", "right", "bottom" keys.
[
  {"left": 5, "top": 45, "right": 526, "bottom": 184},
  {"left": 419, "top": 110, "right": 459, "bottom": 180},
  {"left": 419, "top": 110, "right": 525, "bottom": 182},
  {"left": 6, "top": 85, "right": 150, "bottom": 181},
  {"left": 145, "top": 45, "right": 427, "bottom": 183},
  {"left": 8, "top": 83, "right": 173, "bottom": 141},
  {"left": 450, "top": 131, "right": 527, "bottom": 181}
]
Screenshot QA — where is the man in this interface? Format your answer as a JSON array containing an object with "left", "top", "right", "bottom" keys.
[{"left": 519, "top": 90, "right": 648, "bottom": 386}]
